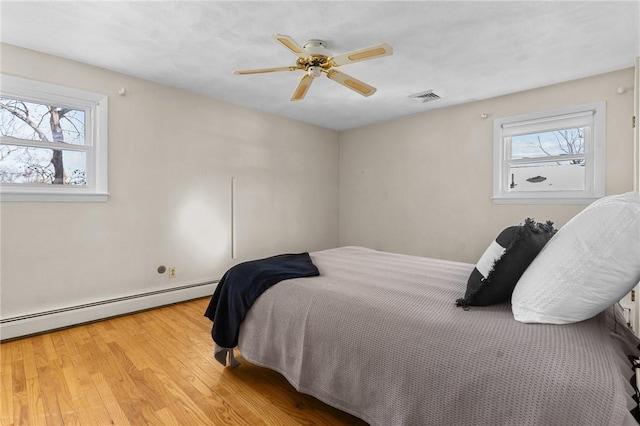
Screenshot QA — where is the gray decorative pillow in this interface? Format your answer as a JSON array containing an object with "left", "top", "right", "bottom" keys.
[{"left": 456, "top": 218, "right": 557, "bottom": 307}]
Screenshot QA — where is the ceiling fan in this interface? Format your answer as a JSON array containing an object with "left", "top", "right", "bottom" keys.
[{"left": 234, "top": 34, "right": 393, "bottom": 101}]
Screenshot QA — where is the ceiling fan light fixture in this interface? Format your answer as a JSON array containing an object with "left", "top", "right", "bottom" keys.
[
  {"left": 236, "top": 34, "right": 393, "bottom": 101},
  {"left": 307, "top": 66, "right": 322, "bottom": 78}
]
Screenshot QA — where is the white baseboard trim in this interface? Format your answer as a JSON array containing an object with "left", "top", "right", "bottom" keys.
[{"left": 0, "top": 280, "right": 218, "bottom": 341}]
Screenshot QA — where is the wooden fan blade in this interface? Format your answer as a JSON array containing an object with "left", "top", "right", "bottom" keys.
[
  {"left": 234, "top": 66, "right": 298, "bottom": 75},
  {"left": 326, "top": 70, "right": 376, "bottom": 97},
  {"left": 271, "top": 34, "right": 311, "bottom": 59},
  {"left": 330, "top": 42, "right": 393, "bottom": 67},
  {"left": 291, "top": 75, "right": 314, "bottom": 101}
]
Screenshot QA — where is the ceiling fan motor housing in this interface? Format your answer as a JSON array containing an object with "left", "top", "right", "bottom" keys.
[{"left": 303, "top": 39, "right": 330, "bottom": 57}]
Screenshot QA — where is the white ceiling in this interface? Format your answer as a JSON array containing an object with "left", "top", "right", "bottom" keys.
[{"left": 1, "top": 1, "right": 639, "bottom": 131}]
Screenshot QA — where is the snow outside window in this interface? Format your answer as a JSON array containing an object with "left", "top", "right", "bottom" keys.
[{"left": 492, "top": 102, "right": 605, "bottom": 204}]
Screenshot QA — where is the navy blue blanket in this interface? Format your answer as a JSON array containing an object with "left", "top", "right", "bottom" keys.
[{"left": 204, "top": 252, "right": 319, "bottom": 348}]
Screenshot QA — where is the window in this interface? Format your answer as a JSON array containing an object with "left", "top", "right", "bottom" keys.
[
  {"left": 493, "top": 102, "right": 605, "bottom": 204},
  {"left": 0, "top": 75, "right": 108, "bottom": 202}
]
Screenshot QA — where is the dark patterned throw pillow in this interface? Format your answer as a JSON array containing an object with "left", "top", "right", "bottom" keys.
[{"left": 456, "top": 218, "right": 557, "bottom": 307}]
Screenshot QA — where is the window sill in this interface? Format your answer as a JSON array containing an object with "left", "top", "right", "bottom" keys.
[
  {"left": 492, "top": 195, "right": 600, "bottom": 205},
  {"left": 0, "top": 191, "right": 109, "bottom": 203}
]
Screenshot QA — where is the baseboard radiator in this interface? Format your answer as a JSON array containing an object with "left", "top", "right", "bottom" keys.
[{"left": 0, "top": 280, "right": 218, "bottom": 341}]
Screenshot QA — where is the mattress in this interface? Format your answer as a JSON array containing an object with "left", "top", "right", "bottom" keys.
[{"left": 236, "top": 246, "right": 640, "bottom": 425}]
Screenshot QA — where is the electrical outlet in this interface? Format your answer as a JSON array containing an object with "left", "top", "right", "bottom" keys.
[{"left": 169, "top": 267, "right": 176, "bottom": 278}]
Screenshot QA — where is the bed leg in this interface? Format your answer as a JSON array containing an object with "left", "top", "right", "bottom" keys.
[{"left": 214, "top": 345, "right": 240, "bottom": 368}]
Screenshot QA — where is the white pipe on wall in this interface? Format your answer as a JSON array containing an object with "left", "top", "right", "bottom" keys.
[
  {"left": 231, "top": 176, "right": 237, "bottom": 259},
  {"left": 635, "top": 57, "right": 639, "bottom": 191},
  {"left": 0, "top": 281, "right": 217, "bottom": 340}
]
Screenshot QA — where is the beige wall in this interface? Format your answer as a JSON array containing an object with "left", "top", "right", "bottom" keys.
[
  {"left": 1, "top": 43, "right": 635, "bottom": 327},
  {"left": 340, "top": 68, "right": 636, "bottom": 263},
  {"left": 0, "top": 44, "right": 340, "bottom": 319}
]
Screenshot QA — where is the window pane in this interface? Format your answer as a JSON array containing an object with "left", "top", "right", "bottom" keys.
[
  {"left": 510, "top": 127, "right": 585, "bottom": 160},
  {"left": 0, "top": 145, "right": 87, "bottom": 186},
  {"left": 508, "top": 160, "right": 585, "bottom": 192},
  {"left": 0, "top": 97, "right": 86, "bottom": 145}
]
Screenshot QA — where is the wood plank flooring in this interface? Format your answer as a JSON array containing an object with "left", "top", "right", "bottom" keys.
[{"left": 0, "top": 298, "right": 367, "bottom": 425}]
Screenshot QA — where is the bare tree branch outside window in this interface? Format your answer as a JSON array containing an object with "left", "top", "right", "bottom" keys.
[
  {"left": 535, "top": 128, "right": 585, "bottom": 165},
  {"left": 0, "top": 98, "right": 86, "bottom": 185}
]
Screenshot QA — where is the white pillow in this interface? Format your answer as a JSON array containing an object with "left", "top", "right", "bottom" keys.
[{"left": 512, "top": 191, "right": 640, "bottom": 324}]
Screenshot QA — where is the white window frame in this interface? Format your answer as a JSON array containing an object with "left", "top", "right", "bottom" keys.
[
  {"left": 492, "top": 101, "right": 606, "bottom": 205},
  {"left": 0, "top": 74, "right": 108, "bottom": 202}
]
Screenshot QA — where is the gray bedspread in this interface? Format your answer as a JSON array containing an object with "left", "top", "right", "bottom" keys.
[{"left": 236, "top": 246, "right": 640, "bottom": 425}]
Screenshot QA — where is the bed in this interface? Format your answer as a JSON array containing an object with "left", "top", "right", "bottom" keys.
[{"left": 206, "top": 193, "right": 640, "bottom": 425}]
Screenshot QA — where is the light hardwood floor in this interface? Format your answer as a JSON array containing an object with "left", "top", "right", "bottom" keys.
[{"left": 0, "top": 298, "right": 367, "bottom": 425}]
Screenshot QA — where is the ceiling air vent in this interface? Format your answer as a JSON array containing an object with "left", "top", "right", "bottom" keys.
[{"left": 409, "top": 90, "right": 441, "bottom": 103}]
